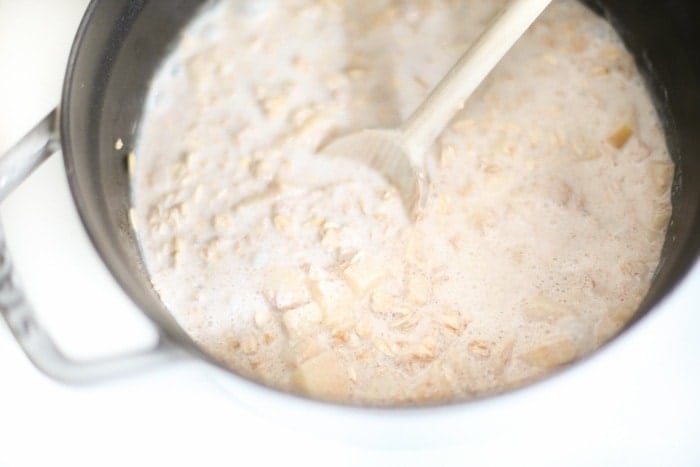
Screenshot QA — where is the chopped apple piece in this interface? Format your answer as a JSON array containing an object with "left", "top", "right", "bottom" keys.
[
  {"left": 282, "top": 302, "right": 322, "bottom": 337},
  {"left": 342, "top": 253, "right": 385, "bottom": 295},
  {"left": 263, "top": 266, "right": 309, "bottom": 310},
  {"left": 309, "top": 279, "right": 355, "bottom": 329},
  {"left": 648, "top": 160, "right": 673, "bottom": 195},
  {"left": 519, "top": 338, "right": 577, "bottom": 369},
  {"left": 292, "top": 351, "right": 351, "bottom": 400}
]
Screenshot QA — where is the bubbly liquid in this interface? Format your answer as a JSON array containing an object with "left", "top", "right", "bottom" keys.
[{"left": 131, "top": 0, "right": 674, "bottom": 405}]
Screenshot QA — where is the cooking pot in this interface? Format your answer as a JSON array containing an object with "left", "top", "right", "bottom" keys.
[{"left": 1, "top": 0, "right": 699, "bottom": 443}]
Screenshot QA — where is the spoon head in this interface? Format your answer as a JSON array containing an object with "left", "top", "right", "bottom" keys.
[{"left": 320, "top": 129, "right": 426, "bottom": 218}]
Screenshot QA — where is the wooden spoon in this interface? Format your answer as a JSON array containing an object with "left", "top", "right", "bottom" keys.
[{"left": 322, "top": 0, "right": 553, "bottom": 217}]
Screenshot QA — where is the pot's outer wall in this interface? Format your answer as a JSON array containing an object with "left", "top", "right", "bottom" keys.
[{"left": 61, "top": 0, "right": 700, "bottom": 387}]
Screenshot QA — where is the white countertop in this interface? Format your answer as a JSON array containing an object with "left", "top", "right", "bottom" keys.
[{"left": 1, "top": 2, "right": 699, "bottom": 466}]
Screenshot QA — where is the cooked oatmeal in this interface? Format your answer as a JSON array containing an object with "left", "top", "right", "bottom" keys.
[{"left": 130, "top": 0, "right": 673, "bottom": 405}]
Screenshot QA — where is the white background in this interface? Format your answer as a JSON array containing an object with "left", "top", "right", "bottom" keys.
[{"left": 1, "top": 2, "right": 699, "bottom": 466}]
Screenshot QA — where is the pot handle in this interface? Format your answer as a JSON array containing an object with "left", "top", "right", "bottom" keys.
[{"left": 0, "top": 110, "right": 187, "bottom": 383}]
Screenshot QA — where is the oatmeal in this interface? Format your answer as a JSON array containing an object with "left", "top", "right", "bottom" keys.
[{"left": 130, "top": 0, "right": 673, "bottom": 405}]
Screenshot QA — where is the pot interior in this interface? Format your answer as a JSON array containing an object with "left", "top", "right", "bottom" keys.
[{"left": 61, "top": 0, "right": 700, "bottom": 391}]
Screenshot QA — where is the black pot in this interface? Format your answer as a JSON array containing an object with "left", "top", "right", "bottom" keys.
[{"left": 0, "top": 0, "right": 698, "bottom": 396}]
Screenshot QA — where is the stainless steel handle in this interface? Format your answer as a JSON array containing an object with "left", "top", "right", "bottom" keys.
[
  {"left": 0, "top": 110, "right": 60, "bottom": 201},
  {"left": 0, "top": 109, "right": 186, "bottom": 383}
]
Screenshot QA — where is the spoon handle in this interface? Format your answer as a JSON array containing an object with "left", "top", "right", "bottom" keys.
[{"left": 401, "top": 0, "right": 552, "bottom": 162}]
